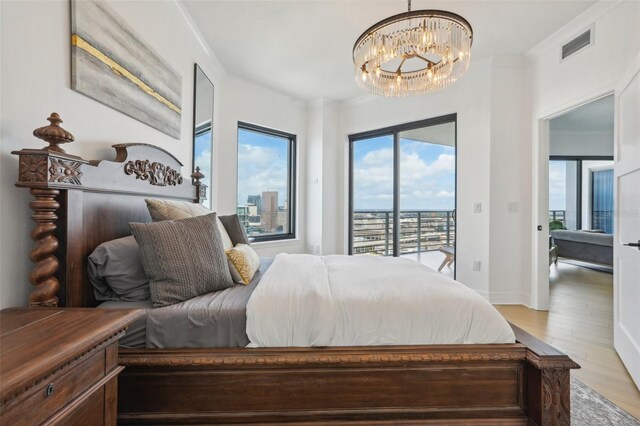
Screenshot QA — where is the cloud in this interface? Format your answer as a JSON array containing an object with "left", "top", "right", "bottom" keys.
[
  {"left": 436, "top": 190, "right": 455, "bottom": 198},
  {"left": 362, "top": 148, "right": 393, "bottom": 166},
  {"left": 354, "top": 146, "right": 455, "bottom": 210},
  {"left": 400, "top": 152, "right": 455, "bottom": 181},
  {"left": 237, "top": 143, "right": 289, "bottom": 206}
]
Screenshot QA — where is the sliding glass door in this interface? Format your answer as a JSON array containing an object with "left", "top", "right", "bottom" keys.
[
  {"left": 350, "top": 134, "right": 394, "bottom": 256},
  {"left": 398, "top": 122, "right": 456, "bottom": 256},
  {"left": 349, "top": 115, "right": 457, "bottom": 274}
]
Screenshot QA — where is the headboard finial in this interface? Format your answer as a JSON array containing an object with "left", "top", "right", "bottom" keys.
[
  {"left": 33, "top": 112, "right": 75, "bottom": 153},
  {"left": 191, "top": 166, "right": 205, "bottom": 184},
  {"left": 191, "top": 167, "right": 207, "bottom": 203}
]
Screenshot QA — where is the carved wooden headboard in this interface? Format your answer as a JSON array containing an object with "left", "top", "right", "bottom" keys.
[{"left": 13, "top": 113, "right": 206, "bottom": 308}]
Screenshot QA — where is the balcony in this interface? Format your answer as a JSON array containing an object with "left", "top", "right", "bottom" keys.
[
  {"left": 352, "top": 210, "right": 456, "bottom": 275},
  {"left": 549, "top": 210, "right": 566, "bottom": 224},
  {"left": 352, "top": 210, "right": 455, "bottom": 254}
]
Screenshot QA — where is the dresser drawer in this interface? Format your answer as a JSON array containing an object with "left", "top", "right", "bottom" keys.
[
  {"left": 46, "top": 386, "right": 105, "bottom": 426},
  {"left": 3, "top": 348, "right": 105, "bottom": 426}
]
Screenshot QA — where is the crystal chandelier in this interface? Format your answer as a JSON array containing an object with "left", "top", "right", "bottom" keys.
[{"left": 353, "top": 0, "right": 473, "bottom": 97}]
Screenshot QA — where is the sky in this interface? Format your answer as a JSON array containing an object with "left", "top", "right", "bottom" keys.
[
  {"left": 548, "top": 160, "right": 567, "bottom": 211},
  {"left": 353, "top": 136, "right": 456, "bottom": 211},
  {"left": 235, "top": 129, "right": 457, "bottom": 212},
  {"left": 237, "top": 128, "right": 289, "bottom": 208}
]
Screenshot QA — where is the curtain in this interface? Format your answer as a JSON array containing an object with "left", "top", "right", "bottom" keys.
[{"left": 591, "top": 169, "right": 614, "bottom": 234}]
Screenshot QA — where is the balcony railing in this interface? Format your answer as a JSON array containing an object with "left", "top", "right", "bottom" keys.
[
  {"left": 549, "top": 210, "right": 566, "bottom": 224},
  {"left": 352, "top": 210, "right": 455, "bottom": 256}
]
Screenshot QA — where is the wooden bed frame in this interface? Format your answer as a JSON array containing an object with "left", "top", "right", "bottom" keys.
[{"left": 14, "top": 114, "right": 579, "bottom": 425}]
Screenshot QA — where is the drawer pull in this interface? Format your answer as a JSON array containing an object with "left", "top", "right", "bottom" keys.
[{"left": 45, "top": 383, "right": 55, "bottom": 397}]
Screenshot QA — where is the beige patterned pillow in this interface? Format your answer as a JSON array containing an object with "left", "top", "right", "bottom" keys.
[
  {"left": 226, "top": 244, "right": 260, "bottom": 285},
  {"left": 145, "top": 198, "right": 233, "bottom": 251}
]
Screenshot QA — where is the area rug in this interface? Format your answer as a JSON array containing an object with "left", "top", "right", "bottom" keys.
[{"left": 572, "top": 376, "right": 639, "bottom": 425}]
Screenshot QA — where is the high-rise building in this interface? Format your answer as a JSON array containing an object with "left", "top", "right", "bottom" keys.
[
  {"left": 260, "top": 191, "right": 278, "bottom": 233},
  {"left": 236, "top": 206, "right": 249, "bottom": 227},
  {"left": 247, "top": 195, "right": 261, "bottom": 214},
  {"left": 276, "top": 210, "right": 288, "bottom": 233}
]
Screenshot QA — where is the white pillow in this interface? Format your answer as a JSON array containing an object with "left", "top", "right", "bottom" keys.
[{"left": 144, "top": 198, "right": 233, "bottom": 251}]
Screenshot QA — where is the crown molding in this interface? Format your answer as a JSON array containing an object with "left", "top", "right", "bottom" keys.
[{"left": 172, "top": 0, "right": 227, "bottom": 76}]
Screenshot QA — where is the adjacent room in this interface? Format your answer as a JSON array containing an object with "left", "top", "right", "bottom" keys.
[{"left": 1, "top": 0, "right": 638, "bottom": 424}]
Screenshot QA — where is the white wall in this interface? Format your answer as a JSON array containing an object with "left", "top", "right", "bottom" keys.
[
  {"left": 321, "top": 99, "right": 342, "bottom": 255},
  {"left": 338, "top": 58, "right": 494, "bottom": 297},
  {"left": 528, "top": 0, "right": 640, "bottom": 309},
  {"left": 529, "top": 2, "right": 640, "bottom": 116},
  {"left": 488, "top": 57, "right": 532, "bottom": 304},
  {"left": 306, "top": 99, "right": 324, "bottom": 254},
  {"left": 217, "top": 74, "right": 307, "bottom": 257},
  {"left": 0, "top": 0, "right": 307, "bottom": 307},
  {"left": 305, "top": 98, "right": 343, "bottom": 255}
]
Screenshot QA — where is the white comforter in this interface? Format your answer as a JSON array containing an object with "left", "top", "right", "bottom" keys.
[{"left": 246, "top": 254, "right": 515, "bottom": 347}]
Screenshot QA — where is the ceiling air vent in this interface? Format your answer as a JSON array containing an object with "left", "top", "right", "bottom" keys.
[{"left": 561, "top": 29, "right": 592, "bottom": 60}]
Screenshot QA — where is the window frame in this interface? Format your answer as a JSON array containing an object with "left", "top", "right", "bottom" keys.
[
  {"left": 236, "top": 121, "right": 297, "bottom": 243},
  {"left": 347, "top": 114, "right": 457, "bottom": 274}
]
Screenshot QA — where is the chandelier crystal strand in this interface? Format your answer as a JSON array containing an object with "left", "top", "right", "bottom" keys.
[{"left": 353, "top": 8, "right": 473, "bottom": 97}]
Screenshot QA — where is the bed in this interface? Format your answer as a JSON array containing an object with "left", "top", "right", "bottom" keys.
[{"left": 13, "top": 116, "right": 579, "bottom": 425}]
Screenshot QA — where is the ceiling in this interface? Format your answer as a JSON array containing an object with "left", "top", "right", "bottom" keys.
[
  {"left": 183, "top": 0, "right": 596, "bottom": 101},
  {"left": 401, "top": 122, "right": 456, "bottom": 147},
  {"left": 550, "top": 95, "right": 614, "bottom": 133}
]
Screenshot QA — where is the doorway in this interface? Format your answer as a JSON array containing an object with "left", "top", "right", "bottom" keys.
[
  {"left": 531, "top": 56, "right": 640, "bottom": 406},
  {"left": 547, "top": 95, "right": 614, "bottom": 272},
  {"left": 348, "top": 114, "right": 457, "bottom": 276},
  {"left": 531, "top": 93, "right": 639, "bottom": 412}
]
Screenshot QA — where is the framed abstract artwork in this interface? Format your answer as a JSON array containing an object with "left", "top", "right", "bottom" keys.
[{"left": 71, "top": 0, "right": 182, "bottom": 138}]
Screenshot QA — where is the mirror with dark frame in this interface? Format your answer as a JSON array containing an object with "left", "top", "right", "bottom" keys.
[{"left": 192, "top": 64, "right": 214, "bottom": 208}]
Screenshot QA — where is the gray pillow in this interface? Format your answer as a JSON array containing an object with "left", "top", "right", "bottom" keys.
[
  {"left": 219, "top": 214, "right": 251, "bottom": 245},
  {"left": 129, "top": 213, "right": 234, "bottom": 308},
  {"left": 88, "top": 236, "right": 150, "bottom": 302}
]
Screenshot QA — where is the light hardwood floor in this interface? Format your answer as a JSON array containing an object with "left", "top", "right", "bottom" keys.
[{"left": 497, "top": 261, "right": 640, "bottom": 420}]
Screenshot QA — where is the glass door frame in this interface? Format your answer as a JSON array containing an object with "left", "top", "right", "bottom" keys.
[{"left": 348, "top": 114, "right": 458, "bottom": 265}]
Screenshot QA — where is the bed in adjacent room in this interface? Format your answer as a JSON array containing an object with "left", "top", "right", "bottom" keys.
[{"left": 13, "top": 134, "right": 579, "bottom": 425}]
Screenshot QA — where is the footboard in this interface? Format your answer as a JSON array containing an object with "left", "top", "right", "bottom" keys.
[{"left": 118, "top": 327, "right": 578, "bottom": 425}]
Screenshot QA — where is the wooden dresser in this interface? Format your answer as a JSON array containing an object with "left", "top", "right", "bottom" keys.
[{"left": 0, "top": 308, "right": 141, "bottom": 426}]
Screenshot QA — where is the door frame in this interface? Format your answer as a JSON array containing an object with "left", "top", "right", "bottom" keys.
[
  {"left": 348, "top": 114, "right": 457, "bottom": 269},
  {"left": 532, "top": 91, "right": 614, "bottom": 310}
]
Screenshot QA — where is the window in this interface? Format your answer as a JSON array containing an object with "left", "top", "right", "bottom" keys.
[
  {"left": 591, "top": 168, "right": 614, "bottom": 234},
  {"left": 237, "top": 123, "right": 296, "bottom": 242},
  {"left": 548, "top": 156, "right": 613, "bottom": 231}
]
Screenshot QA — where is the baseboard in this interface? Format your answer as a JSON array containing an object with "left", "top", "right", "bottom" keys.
[
  {"left": 614, "top": 323, "right": 640, "bottom": 390},
  {"left": 489, "top": 292, "right": 530, "bottom": 306}
]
